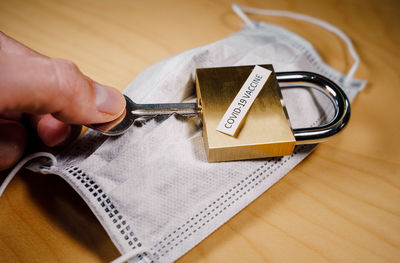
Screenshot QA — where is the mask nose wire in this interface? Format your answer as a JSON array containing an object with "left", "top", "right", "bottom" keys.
[{"left": 232, "top": 3, "right": 360, "bottom": 89}]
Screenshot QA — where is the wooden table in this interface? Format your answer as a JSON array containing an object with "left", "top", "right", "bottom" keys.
[{"left": 1, "top": 0, "right": 399, "bottom": 262}]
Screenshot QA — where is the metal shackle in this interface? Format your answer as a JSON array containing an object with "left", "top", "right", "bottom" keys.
[{"left": 276, "top": 71, "right": 351, "bottom": 144}]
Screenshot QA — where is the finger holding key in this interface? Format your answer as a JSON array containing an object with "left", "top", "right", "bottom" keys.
[{"left": 0, "top": 32, "right": 126, "bottom": 170}]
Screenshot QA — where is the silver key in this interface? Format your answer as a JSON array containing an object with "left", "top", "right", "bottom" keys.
[{"left": 87, "top": 96, "right": 200, "bottom": 136}]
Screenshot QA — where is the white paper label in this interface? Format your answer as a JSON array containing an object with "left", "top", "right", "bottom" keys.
[{"left": 216, "top": 65, "right": 272, "bottom": 136}]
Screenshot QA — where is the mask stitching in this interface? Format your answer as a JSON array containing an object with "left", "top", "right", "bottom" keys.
[
  {"left": 150, "top": 158, "right": 281, "bottom": 251},
  {"left": 64, "top": 166, "right": 152, "bottom": 262},
  {"left": 151, "top": 144, "right": 313, "bottom": 259}
]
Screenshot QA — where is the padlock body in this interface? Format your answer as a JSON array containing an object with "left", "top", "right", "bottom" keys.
[{"left": 196, "top": 65, "right": 295, "bottom": 162}]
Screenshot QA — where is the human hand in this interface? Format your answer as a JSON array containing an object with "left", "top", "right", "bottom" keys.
[{"left": 0, "top": 32, "right": 125, "bottom": 170}]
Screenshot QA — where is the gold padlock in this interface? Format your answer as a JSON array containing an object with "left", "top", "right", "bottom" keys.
[
  {"left": 90, "top": 65, "right": 350, "bottom": 163},
  {"left": 196, "top": 65, "right": 296, "bottom": 162},
  {"left": 195, "top": 65, "right": 350, "bottom": 162}
]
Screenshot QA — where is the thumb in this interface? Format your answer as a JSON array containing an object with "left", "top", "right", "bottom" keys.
[{"left": 0, "top": 53, "right": 125, "bottom": 124}]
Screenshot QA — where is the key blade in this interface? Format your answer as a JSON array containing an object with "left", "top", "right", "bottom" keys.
[{"left": 131, "top": 103, "right": 200, "bottom": 118}]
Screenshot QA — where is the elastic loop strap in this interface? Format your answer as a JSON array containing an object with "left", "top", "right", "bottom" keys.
[
  {"left": 232, "top": 3, "right": 256, "bottom": 29},
  {"left": 0, "top": 152, "right": 57, "bottom": 198},
  {"left": 231, "top": 3, "right": 360, "bottom": 88}
]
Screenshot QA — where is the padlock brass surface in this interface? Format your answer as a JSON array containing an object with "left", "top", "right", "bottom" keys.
[{"left": 196, "top": 65, "right": 296, "bottom": 162}]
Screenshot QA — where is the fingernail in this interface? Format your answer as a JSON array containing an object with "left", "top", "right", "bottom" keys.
[{"left": 93, "top": 82, "right": 125, "bottom": 116}]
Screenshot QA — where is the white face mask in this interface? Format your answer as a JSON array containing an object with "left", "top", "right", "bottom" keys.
[{"left": 11, "top": 4, "right": 365, "bottom": 263}]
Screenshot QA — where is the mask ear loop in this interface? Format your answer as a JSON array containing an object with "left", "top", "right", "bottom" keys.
[
  {"left": 0, "top": 152, "right": 57, "bottom": 198},
  {"left": 232, "top": 3, "right": 360, "bottom": 88}
]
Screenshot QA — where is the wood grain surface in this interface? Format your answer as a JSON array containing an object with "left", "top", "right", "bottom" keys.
[{"left": 0, "top": 0, "right": 399, "bottom": 262}]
